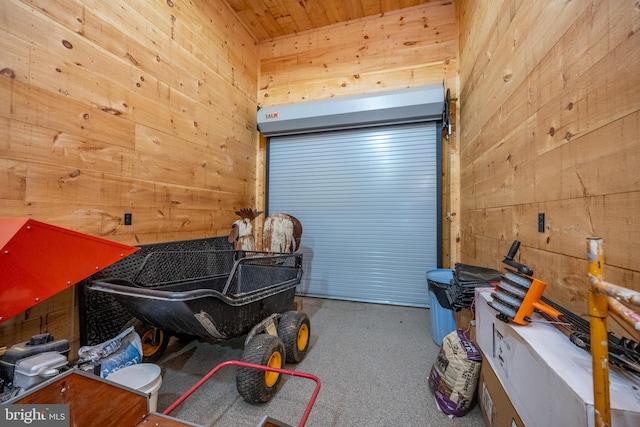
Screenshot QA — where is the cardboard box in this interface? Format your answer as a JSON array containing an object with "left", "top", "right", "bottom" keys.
[
  {"left": 475, "top": 289, "right": 640, "bottom": 427},
  {"left": 478, "top": 358, "right": 524, "bottom": 427},
  {"left": 455, "top": 307, "right": 476, "bottom": 339}
]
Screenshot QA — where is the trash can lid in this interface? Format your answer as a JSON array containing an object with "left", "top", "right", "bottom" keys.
[
  {"left": 426, "top": 269, "right": 454, "bottom": 284},
  {"left": 106, "top": 363, "right": 161, "bottom": 390}
]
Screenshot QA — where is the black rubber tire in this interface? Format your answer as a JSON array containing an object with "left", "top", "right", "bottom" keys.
[
  {"left": 236, "top": 334, "right": 285, "bottom": 403},
  {"left": 277, "top": 311, "right": 310, "bottom": 363},
  {"left": 124, "top": 318, "right": 170, "bottom": 363}
]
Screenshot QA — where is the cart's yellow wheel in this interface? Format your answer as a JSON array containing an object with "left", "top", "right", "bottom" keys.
[
  {"left": 140, "top": 329, "right": 166, "bottom": 357},
  {"left": 237, "top": 334, "right": 285, "bottom": 403},
  {"left": 265, "top": 350, "right": 283, "bottom": 387},
  {"left": 124, "top": 318, "right": 170, "bottom": 363},
  {"left": 297, "top": 323, "right": 309, "bottom": 352},
  {"left": 278, "top": 311, "right": 311, "bottom": 363}
]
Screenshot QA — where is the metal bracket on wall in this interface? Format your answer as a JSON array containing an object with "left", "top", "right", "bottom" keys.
[{"left": 442, "top": 88, "right": 452, "bottom": 140}]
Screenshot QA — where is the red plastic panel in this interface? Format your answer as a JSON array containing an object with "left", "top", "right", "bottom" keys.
[{"left": 0, "top": 218, "right": 139, "bottom": 323}]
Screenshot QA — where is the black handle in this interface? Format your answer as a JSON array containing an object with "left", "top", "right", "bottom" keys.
[
  {"left": 505, "top": 240, "right": 520, "bottom": 261},
  {"left": 502, "top": 240, "right": 533, "bottom": 276}
]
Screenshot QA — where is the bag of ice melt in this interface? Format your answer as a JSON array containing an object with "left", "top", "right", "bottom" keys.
[
  {"left": 428, "top": 329, "right": 482, "bottom": 417},
  {"left": 77, "top": 326, "right": 143, "bottom": 378}
]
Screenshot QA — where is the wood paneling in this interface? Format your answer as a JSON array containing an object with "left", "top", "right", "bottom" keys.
[
  {"left": 457, "top": 0, "right": 640, "bottom": 336},
  {"left": 0, "top": 0, "right": 259, "bottom": 351},
  {"left": 227, "top": 0, "right": 440, "bottom": 42},
  {"left": 258, "top": 1, "right": 457, "bottom": 106},
  {"left": 0, "top": 0, "right": 259, "bottom": 244}
]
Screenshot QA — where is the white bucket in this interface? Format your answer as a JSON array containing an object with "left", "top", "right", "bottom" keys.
[{"left": 106, "top": 363, "right": 163, "bottom": 412}]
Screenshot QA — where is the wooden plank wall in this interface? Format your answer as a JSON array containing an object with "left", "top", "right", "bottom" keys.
[
  {"left": 0, "top": 0, "right": 259, "bottom": 353},
  {"left": 258, "top": 1, "right": 457, "bottom": 105},
  {"left": 256, "top": 0, "right": 460, "bottom": 265},
  {"left": 457, "top": 0, "right": 640, "bottom": 335}
]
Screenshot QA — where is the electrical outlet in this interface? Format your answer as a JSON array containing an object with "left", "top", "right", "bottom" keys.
[
  {"left": 538, "top": 213, "right": 545, "bottom": 232},
  {"left": 124, "top": 213, "right": 132, "bottom": 226}
]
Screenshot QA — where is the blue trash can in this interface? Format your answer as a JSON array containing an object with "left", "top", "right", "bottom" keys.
[{"left": 426, "top": 269, "right": 456, "bottom": 345}]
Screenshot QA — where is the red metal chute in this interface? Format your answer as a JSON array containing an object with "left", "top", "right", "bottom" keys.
[{"left": 0, "top": 218, "right": 139, "bottom": 323}]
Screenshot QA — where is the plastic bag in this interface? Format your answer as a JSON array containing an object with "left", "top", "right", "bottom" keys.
[
  {"left": 428, "top": 329, "right": 482, "bottom": 417},
  {"left": 77, "top": 326, "right": 143, "bottom": 378}
]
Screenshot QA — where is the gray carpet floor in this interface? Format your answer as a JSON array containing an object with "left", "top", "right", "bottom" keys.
[{"left": 154, "top": 297, "right": 486, "bottom": 427}]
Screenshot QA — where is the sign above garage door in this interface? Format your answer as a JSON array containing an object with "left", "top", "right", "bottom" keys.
[{"left": 257, "top": 84, "right": 444, "bottom": 136}]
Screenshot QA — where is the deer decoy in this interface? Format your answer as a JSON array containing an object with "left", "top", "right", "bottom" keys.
[{"left": 228, "top": 208, "right": 263, "bottom": 251}]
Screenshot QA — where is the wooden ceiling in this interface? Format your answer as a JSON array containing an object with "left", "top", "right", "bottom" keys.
[{"left": 226, "top": 0, "right": 441, "bottom": 42}]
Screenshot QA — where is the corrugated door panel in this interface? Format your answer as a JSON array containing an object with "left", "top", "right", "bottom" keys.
[{"left": 267, "top": 122, "right": 438, "bottom": 307}]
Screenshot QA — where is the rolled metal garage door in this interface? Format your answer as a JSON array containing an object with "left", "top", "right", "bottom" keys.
[{"left": 267, "top": 121, "right": 440, "bottom": 307}]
